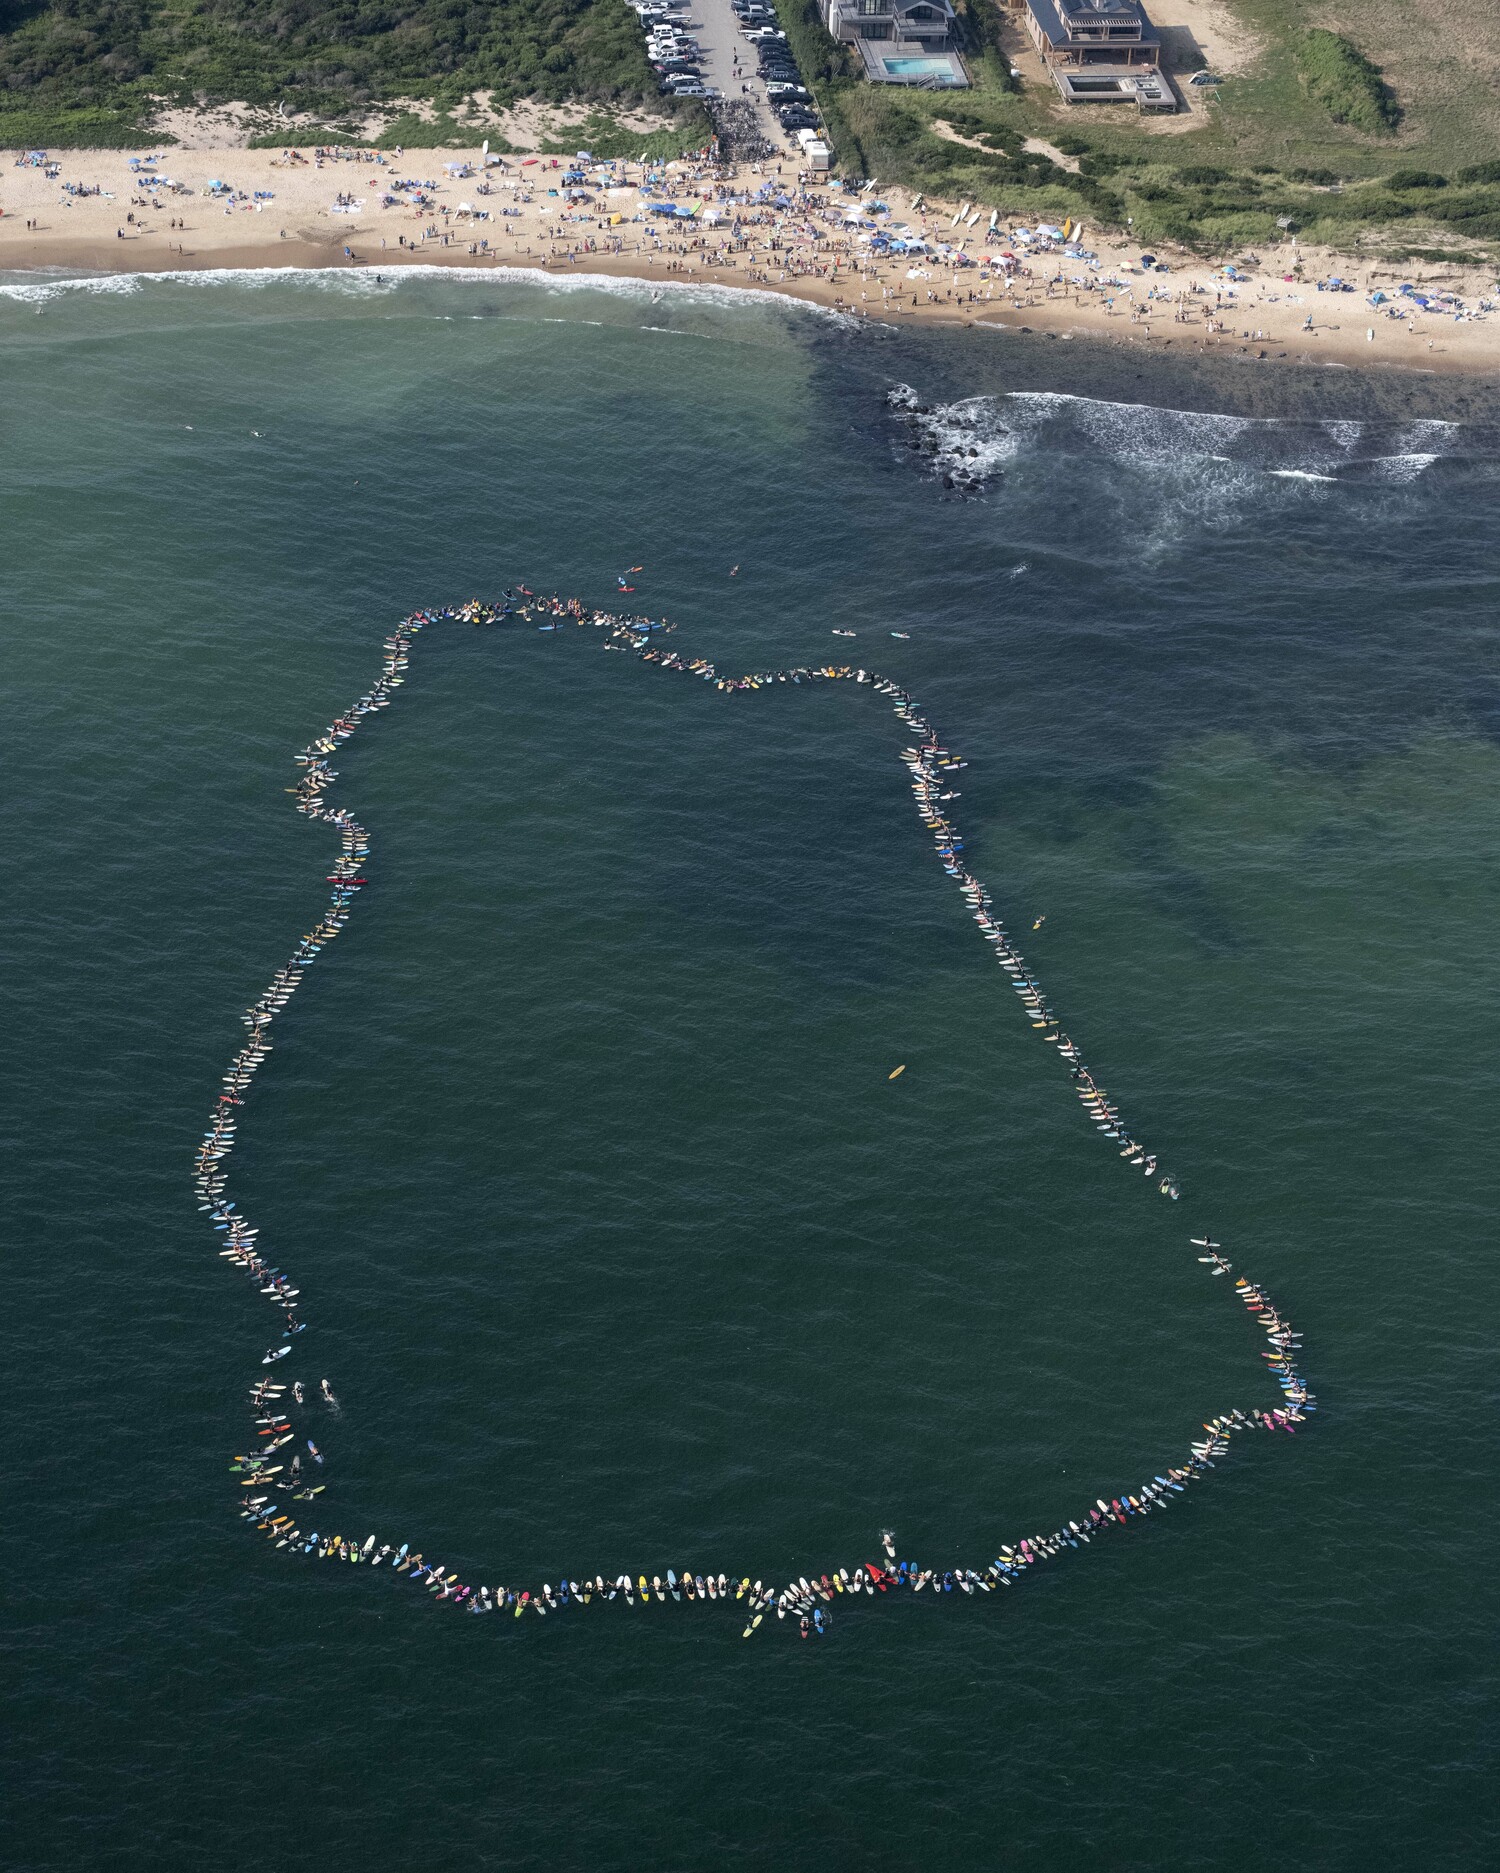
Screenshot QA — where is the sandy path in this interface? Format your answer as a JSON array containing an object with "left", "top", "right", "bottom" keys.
[{"left": 1, "top": 144, "right": 1495, "bottom": 374}]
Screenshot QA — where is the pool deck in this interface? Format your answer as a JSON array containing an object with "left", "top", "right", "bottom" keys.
[{"left": 856, "top": 42, "right": 970, "bottom": 86}]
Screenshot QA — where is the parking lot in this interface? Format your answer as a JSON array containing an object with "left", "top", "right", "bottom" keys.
[{"left": 632, "top": 0, "right": 826, "bottom": 160}]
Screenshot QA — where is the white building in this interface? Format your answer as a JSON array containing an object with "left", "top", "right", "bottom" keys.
[{"left": 824, "top": 0, "right": 969, "bottom": 86}]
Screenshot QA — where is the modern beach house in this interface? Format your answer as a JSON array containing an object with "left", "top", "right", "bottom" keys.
[
  {"left": 1020, "top": 0, "right": 1175, "bottom": 110},
  {"left": 823, "top": 0, "right": 969, "bottom": 88}
]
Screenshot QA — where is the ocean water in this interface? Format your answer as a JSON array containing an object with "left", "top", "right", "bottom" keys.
[{"left": 4, "top": 269, "right": 1497, "bottom": 1872}]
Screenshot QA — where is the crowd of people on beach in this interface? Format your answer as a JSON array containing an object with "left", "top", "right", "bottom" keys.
[
  {"left": 12, "top": 137, "right": 1488, "bottom": 351},
  {"left": 199, "top": 591, "right": 1315, "bottom": 1638}
]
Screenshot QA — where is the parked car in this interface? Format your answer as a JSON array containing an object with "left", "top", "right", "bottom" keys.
[{"left": 765, "top": 82, "right": 809, "bottom": 98}]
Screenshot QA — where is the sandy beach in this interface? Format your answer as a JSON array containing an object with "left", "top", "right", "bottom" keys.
[{"left": 4, "top": 142, "right": 1498, "bottom": 373}]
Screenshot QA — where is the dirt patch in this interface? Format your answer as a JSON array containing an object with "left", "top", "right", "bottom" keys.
[
  {"left": 147, "top": 100, "right": 277, "bottom": 149},
  {"left": 465, "top": 98, "right": 676, "bottom": 151},
  {"left": 138, "top": 93, "right": 677, "bottom": 154},
  {"left": 1146, "top": 0, "right": 1263, "bottom": 77},
  {"left": 933, "top": 118, "right": 998, "bottom": 152},
  {"left": 1022, "top": 136, "right": 1079, "bottom": 171}
]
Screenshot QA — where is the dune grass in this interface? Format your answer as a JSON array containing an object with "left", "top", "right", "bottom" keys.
[{"left": 758, "top": 0, "right": 1500, "bottom": 262}]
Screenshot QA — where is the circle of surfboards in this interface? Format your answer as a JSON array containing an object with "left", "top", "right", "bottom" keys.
[{"left": 202, "top": 591, "right": 1315, "bottom": 1638}]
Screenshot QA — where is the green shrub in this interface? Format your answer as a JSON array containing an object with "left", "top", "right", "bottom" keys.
[
  {"left": 373, "top": 113, "right": 474, "bottom": 149},
  {"left": 1294, "top": 29, "right": 1399, "bottom": 136},
  {"left": 1288, "top": 166, "right": 1340, "bottom": 185},
  {"left": 0, "top": 0, "right": 671, "bottom": 130},
  {"left": 1053, "top": 133, "right": 1090, "bottom": 157},
  {"left": 1078, "top": 151, "right": 1126, "bottom": 177},
  {"left": 1429, "top": 189, "right": 1500, "bottom": 230},
  {"left": 1458, "top": 160, "right": 1500, "bottom": 185},
  {"left": 1354, "top": 194, "right": 1417, "bottom": 222},
  {"left": 1175, "top": 164, "right": 1229, "bottom": 185},
  {"left": 1386, "top": 169, "right": 1448, "bottom": 190},
  {"left": 0, "top": 102, "right": 154, "bottom": 146}
]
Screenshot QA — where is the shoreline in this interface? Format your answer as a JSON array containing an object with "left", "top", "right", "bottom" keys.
[{"left": 4, "top": 144, "right": 1499, "bottom": 378}]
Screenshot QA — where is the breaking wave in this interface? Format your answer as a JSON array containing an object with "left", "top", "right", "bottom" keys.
[
  {"left": 886, "top": 384, "right": 1475, "bottom": 499},
  {"left": 0, "top": 263, "right": 859, "bottom": 327}
]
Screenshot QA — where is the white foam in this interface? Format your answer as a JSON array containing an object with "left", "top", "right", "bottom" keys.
[
  {"left": 0, "top": 262, "right": 859, "bottom": 326},
  {"left": 1366, "top": 452, "right": 1440, "bottom": 483},
  {"left": 891, "top": 381, "right": 1469, "bottom": 514}
]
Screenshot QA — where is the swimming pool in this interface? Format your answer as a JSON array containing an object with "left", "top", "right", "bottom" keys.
[{"left": 882, "top": 55, "right": 964, "bottom": 81}]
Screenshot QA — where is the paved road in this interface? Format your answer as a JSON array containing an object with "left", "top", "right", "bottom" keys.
[{"left": 672, "top": 0, "right": 795, "bottom": 153}]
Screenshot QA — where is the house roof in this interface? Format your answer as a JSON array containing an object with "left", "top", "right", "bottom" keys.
[
  {"left": 1025, "top": 0, "right": 1159, "bottom": 44},
  {"left": 832, "top": 0, "right": 955, "bottom": 14},
  {"left": 1060, "top": 0, "right": 1149, "bottom": 18}
]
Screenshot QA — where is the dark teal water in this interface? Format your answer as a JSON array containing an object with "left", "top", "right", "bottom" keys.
[{"left": 5, "top": 270, "right": 1497, "bottom": 1871}]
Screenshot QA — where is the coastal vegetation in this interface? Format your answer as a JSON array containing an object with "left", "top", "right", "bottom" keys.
[
  {"left": 771, "top": 0, "right": 1500, "bottom": 263},
  {"left": 1292, "top": 29, "right": 1398, "bottom": 137},
  {"left": 0, "top": 0, "right": 1496, "bottom": 264},
  {"left": 0, "top": 0, "right": 693, "bottom": 147}
]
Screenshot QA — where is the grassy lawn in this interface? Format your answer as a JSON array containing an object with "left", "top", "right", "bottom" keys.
[{"left": 769, "top": 0, "right": 1500, "bottom": 261}]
